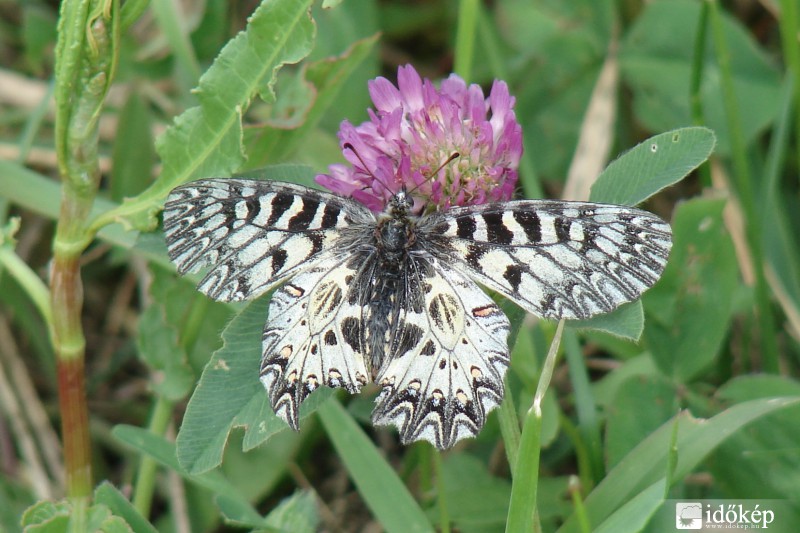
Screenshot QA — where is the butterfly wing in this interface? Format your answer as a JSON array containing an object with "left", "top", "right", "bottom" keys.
[
  {"left": 163, "top": 178, "right": 371, "bottom": 301},
  {"left": 423, "top": 200, "right": 672, "bottom": 320},
  {"left": 260, "top": 254, "right": 370, "bottom": 429},
  {"left": 372, "top": 257, "right": 510, "bottom": 449}
]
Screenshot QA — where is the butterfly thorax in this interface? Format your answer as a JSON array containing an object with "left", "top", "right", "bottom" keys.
[{"left": 354, "top": 189, "right": 422, "bottom": 375}]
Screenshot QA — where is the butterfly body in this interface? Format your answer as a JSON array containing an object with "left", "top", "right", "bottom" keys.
[{"left": 164, "top": 178, "right": 671, "bottom": 448}]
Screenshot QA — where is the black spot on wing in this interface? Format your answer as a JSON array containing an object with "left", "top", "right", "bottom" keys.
[
  {"left": 482, "top": 212, "right": 513, "bottom": 244},
  {"left": 320, "top": 203, "right": 341, "bottom": 229},
  {"left": 267, "top": 192, "right": 294, "bottom": 225},
  {"left": 341, "top": 317, "right": 363, "bottom": 351},
  {"left": 555, "top": 217, "right": 571, "bottom": 243},
  {"left": 287, "top": 197, "right": 320, "bottom": 231},
  {"left": 244, "top": 197, "right": 261, "bottom": 223},
  {"left": 455, "top": 216, "right": 477, "bottom": 238},
  {"left": 324, "top": 330, "right": 337, "bottom": 345},
  {"left": 464, "top": 243, "right": 488, "bottom": 269},
  {"left": 395, "top": 323, "right": 424, "bottom": 356},
  {"left": 271, "top": 248, "right": 288, "bottom": 276},
  {"left": 503, "top": 264, "right": 524, "bottom": 292},
  {"left": 421, "top": 339, "right": 436, "bottom": 356},
  {"left": 513, "top": 210, "right": 541, "bottom": 243}
]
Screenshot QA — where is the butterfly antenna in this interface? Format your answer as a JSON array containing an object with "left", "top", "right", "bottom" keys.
[
  {"left": 405, "top": 151, "right": 460, "bottom": 197},
  {"left": 343, "top": 142, "right": 390, "bottom": 192}
]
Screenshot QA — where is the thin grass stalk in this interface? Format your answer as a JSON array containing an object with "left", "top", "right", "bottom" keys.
[
  {"left": 506, "top": 320, "right": 565, "bottom": 532},
  {"left": 453, "top": 0, "right": 480, "bottom": 82},
  {"left": 689, "top": 2, "right": 712, "bottom": 188},
  {"left": 778, "top": 0, "right": 800, "bottom": 173},
  {"left": 708, "top": 0, "right": 779, "bottom": 372}
]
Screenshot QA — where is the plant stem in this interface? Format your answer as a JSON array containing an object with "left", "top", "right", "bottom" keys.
[{"left": 51, "top": 0, "right": 119, "bottom": 506}]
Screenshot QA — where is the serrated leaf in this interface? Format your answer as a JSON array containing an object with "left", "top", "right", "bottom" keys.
[
  {"left": 590, "top": 127, "right": 716, "bottom": 206},
  {"left": 94, "top": 0, "right": 317, "bottom": 232},
  {"left": 244, "top": 33, "right": 379, "bottom": 168}
]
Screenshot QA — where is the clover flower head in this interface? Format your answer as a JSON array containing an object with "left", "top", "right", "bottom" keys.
[{"left": 315, "top": 64, "right": 523, "bottom": 212}]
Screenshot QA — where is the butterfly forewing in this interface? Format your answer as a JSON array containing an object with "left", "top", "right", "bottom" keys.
[
  {"left": 164, "top": 178, "right": 672, "bottom": 449},
  {"left": 163, "top": 179, "right": 371, "bottom": 301},
  {"left": 423, "top": 200, "right": 672, "bottom": 320}
]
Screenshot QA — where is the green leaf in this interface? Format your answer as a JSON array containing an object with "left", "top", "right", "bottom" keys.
[
  {"left": 94, "top": 482, "right": 158, "bottom": 533},
  {"left": 604, "top": 375, "right": 678, "bottom": 468},
  {"left": 110, "top": 91, "right": 156, "bottom": 202},
  {"left": 590, "top": 127, "right": 716, "bottom": 206},
  {"left": 643, "top": 198, "right": 738, "bottom": 382},
  {"left": 244, "top": 34, "right": 379, "bottom": 168},
  {"left": 260, "top": 491, "right": 318, "bottom": 533},
  {"left": 136, "top": 299, "right": 194, "bottom": 401},
  {"left": 94, "top": 0, "right": 316, "bottom": 232},
  {"left": 112, "top": 424, "right": 259, "bottom": 516},
  {"left": 569, "top": 301, "right": 644, "bottom": 341},
  {"left": 439, "top": 454, "right": 511, "bottom": 530},
  {"left": 619, "top": 0, "right": 781, "bottom": 154},
  {"left": 711, "top": 376, "right": 800, "bottom": 510},
  {"left": 316, "top": 399, "right": 434, "bottom": 533},
  {"left": 175, "top": 299, "right": 332, "bottom": 474},
  {"left": 556, "top": 396, "right": 800, "bottom": 533}
]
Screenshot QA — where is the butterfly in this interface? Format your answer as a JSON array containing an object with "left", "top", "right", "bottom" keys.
[{"left": 163, "top": 178, "right": 671, "bottom": 449}]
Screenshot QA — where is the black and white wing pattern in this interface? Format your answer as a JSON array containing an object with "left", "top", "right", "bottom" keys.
[
  {"left": 164, "top": 178, "right": 672, "bottom": 449},
  {"left": 371, "top": 258, "right": 510, "bottom": 449},
  {"left": 421, "top": 200, "right": 672, "bottom": 320},
  {"left": 164, "top": 179, "right": 370, "bottom": 301},
  {"left": 164, "top": 179, "right": 374, "bottom": 430}
]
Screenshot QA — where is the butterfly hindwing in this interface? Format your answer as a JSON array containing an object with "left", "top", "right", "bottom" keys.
[
  {"left": 372, "top": 258, "right": 510, "bottom": 449},
  {"left": 260, "top": 255, "right": 370, "bottom": 429},
  {"left": 426, "top": 200, "right": 672, "bottom": 320},
  {"left": 163, "top": 178, "right": 371, "bottom": 301}
]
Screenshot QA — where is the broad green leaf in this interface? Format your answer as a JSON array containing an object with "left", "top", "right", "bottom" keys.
[
  {"left": 261, "top": 491, "right": 318, "bottom": 533},
  {"left": 112, "top": 424, "right": 258, "bottom": 517},
  {"left": 438, "top": 454, "right": 511, "bottom": 530},
  {"left": 316, "top": 400, "right": 434, "bottom": 533},
  {"left": 136, "top": 298, "right": 194, "bottom": 402},
  {"left": 619, "top": 0, "right": 781, "bottom": 154},
  {"left": 590, "top": 127, "right": 716, "bottom": 206},
  {"left": 556, "top": 396, "right": 800, "bottom": 533},
  {"left": 93, "top": 0, "right": 316, "bottom": 232},
  {"left": 175, "top": 299, "right": 332, "bottom": 474},
  {"left": 604, "top": 375, "right": 678, "bottom": 468},
  {"left": 94, "top": 482, "right": 158, "bottom": 533},
  {"left": 643, "top": 198, "right": 737, "bottom": 382},
  {"left": 569, "top": 300, "right": 643, "bottom": 340},
  {"left": 216, "top": 490, "right": 318, "bottom": 532}
]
